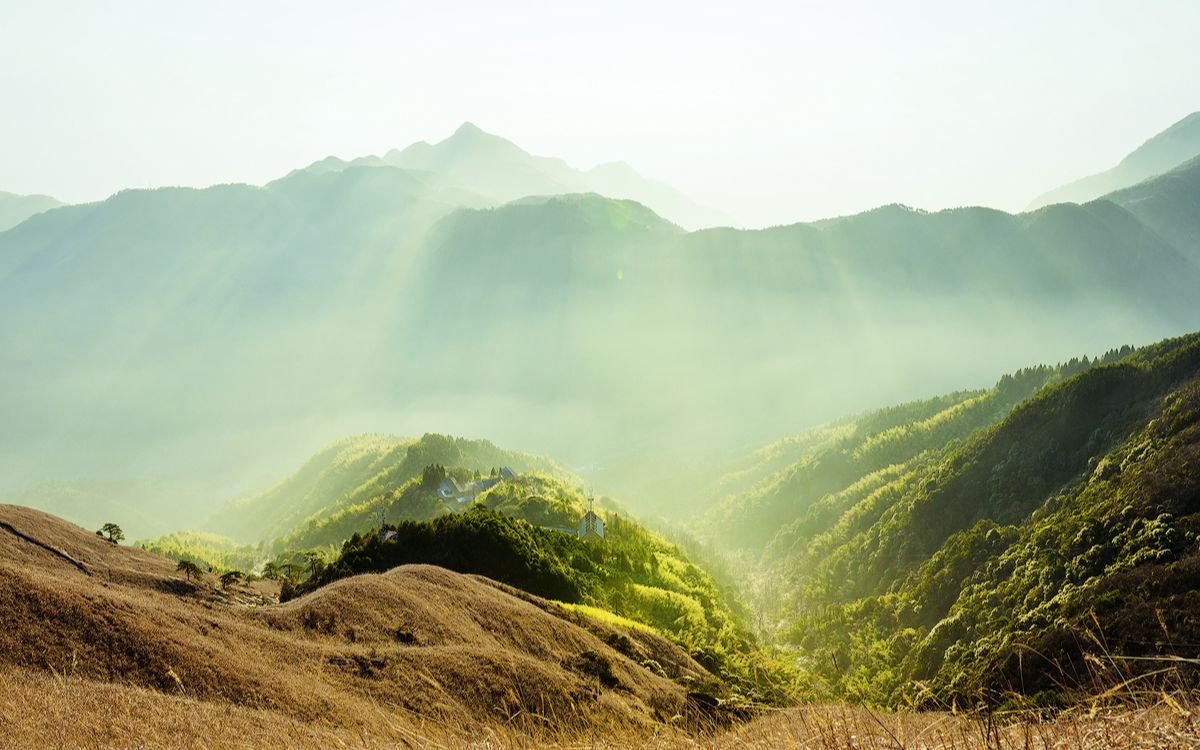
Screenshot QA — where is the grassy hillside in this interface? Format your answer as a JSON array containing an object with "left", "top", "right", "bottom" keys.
[
  {"left": 714, "top": 333, "right": 1200, "bottom": 706},
  {"left": 0, "top": 503, "right": 727, "bottom": 743},
  {"left": 141, "top": 433, "right": 796, "bottom": 703}
]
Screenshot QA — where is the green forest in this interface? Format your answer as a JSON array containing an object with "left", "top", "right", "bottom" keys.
[{"left": 704, "top": 333, "right": 1200, "bottom": 707}]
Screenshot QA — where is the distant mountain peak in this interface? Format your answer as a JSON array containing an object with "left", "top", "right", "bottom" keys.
[
  {"left": 437, "top": 121, "right": 521, "bottom": 153},
  {"left": 298, "top": 122, "right": 728, "bottom": 229},
  {"left": 452, "top": 121, "right": 486, "bottom": 137}
]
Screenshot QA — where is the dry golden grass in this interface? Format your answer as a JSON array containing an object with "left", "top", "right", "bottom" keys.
[
  {"left": 3, "top": 503, "right": 1199, "bottom": 749},
  {"left": 691, "top": 701, "right": 1200, "bottom": 749},
  {"left": 5, "top": 668, "right": 1199, "bottom": 749},
  {"left": 0, "top": 504, "right": 706, "bottom": 745}
]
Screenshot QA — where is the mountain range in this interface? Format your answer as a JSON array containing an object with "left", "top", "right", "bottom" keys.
[
  {"left": 6, "top": 112, "right": 1200, "bottom": 743},
  {"left": 299, "top": 121, "right": 730, "bottom": 230},
  {"left": 3, "top": 117, "right": 1200, "bottom": 519}
]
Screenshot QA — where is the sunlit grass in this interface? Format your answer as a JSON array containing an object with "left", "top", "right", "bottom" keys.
[{"left": 560, "top": 602, "right": 658, "bottom": 633}]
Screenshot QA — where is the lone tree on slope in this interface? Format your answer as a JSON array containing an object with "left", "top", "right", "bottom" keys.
[
  {"left": 95, "top": 523, "right": 124, "bottom": 544},
  {"left": 176, "top": 559, "right": 203, "bottom": 583},
  {"left": 219, "top": 570, "right": 244, "bottom": 590},
  {"left": 260, "top": 561, "right": 281, "bottom": 581},
  {"left": 303, "top": 551, "right": 325, "bottom": 579}
]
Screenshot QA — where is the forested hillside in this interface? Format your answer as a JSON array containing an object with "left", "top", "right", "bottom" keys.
[
  {"left": 1107, "top": 155, "right": 1200, "bottom": 263},
  {"left": 698, "top": 349, "right": 1131, "bottom": 550},
  {"left": 707, "top": 333, "right": 1200, "bottom": 706}
]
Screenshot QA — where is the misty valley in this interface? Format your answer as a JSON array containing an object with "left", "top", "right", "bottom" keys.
[{"left": 4, "top": 57, "right": 1200, "bottom": 749}]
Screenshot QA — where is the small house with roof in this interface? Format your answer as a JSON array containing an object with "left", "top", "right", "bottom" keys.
[
  {"left": 577, "top": 497, "right": 605, "bottom": 542},
  {"left": 434, "top": 468, "right": 522, "bottom": 512},
  {"left": 436, "top": 477, "right": 473, "bottom": 503}
]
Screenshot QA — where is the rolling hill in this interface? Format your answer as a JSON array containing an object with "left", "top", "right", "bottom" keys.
[
  {"left": 1029, "top": 111, "right": 1200, "bottom": 209},
  {"left": 142, "top": 435, "right": 793, "bottom": 703},
  {"left": 0, "top": 502, "right": 726, "bottom": 743}
]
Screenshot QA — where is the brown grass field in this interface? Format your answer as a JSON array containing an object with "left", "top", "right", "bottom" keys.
[{"left": 0, "top": 503, "right": 1197, "bottom": 749}]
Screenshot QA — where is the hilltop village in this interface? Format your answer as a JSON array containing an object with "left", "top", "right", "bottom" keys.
[{"left": 431, "top": 465, "right": 605, "bottom": 540}]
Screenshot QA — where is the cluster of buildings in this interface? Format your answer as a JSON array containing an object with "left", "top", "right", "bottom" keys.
[
  {"left": 435, "top": 466, "right": 517, "bottom": 508},
  {"left": 431, "top": 466, "right": 605, "bottom": 540}
]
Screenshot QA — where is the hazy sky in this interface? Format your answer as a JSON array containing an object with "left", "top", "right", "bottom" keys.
[{"left": 2, "top": 1, "right": 1198, "bottom": 226}]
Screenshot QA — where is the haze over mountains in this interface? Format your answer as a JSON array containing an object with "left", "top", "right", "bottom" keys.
[
  {"left": 3, "top": 115, "right": 1200, "bottom": 522},
  {"left": 5, "top": 110, "right": 1200, "bottom": 746},
  {"left": 0, "top": 191, "right": 63, "bottom": 232}
]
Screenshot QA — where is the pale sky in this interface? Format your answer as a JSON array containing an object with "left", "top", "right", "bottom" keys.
[{"left": 2, "top": 0, "right": 1198, "bottom": 227}]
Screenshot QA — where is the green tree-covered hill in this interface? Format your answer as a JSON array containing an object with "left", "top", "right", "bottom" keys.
[
  {"left": 707, "top": 333, "right": 1200, "bottom": 706},
  {"left": 206, "top": 433, "right": 578, "bottom": 543}
]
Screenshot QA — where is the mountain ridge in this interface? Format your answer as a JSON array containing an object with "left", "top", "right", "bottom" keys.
[
  {"left": 0, "top": 190, "right": 64, "bottom": 232},
  {"left": 1029, "top": 110, "right": 1200, "bottom": 209},
  {"left": 300, "top": 122, "right": 730, "bottom": 229},
  {"left": 4, "top": 156, "right": 1200, "bottom": 500}
]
